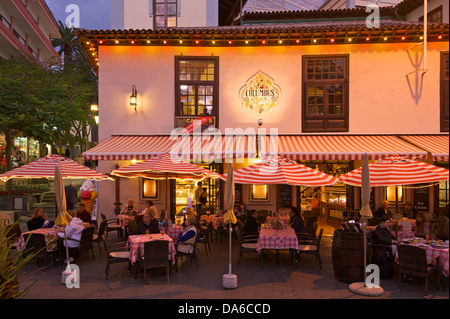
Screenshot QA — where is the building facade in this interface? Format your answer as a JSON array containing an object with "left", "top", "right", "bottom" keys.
[{"left": 79, "top": 0, "right": 449, "bottom": 223}]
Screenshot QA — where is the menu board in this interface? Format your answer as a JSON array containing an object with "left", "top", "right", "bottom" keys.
[
  {"left": 413, "top": 186, "right": 429, "bottom": 211},
  {"left": 278, "top": 184, "right": 292, "bottom": 209}
]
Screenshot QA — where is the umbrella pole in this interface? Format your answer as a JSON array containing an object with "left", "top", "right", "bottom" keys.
[
  {"left": 229, "top": 224, "right": 232, "bottom": 274},
  {"left": 395, "top": 186, "right": 399, "bottom": 238}
]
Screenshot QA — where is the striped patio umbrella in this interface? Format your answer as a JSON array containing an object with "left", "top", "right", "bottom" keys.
[
  {"left": 110, "top": 152, "right": 224, "bottom": 181},
  {"left": 337, "top": 155, "right": 449, "bottom": 187},
  {"left": 110, "top": 152, "right": 224, "bottom": 213},
  {"left": 229, "top": 156, "right": 337, "bottom": 186},
  {"left": 0, "top": 154, "right": 114, "bottom": 182}
]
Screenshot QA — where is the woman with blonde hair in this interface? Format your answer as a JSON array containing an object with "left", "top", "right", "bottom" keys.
[
  {"left": 415, "top": 212, "right": 435, "bottom": 239},
  {"left": 27, "top": 208, "right": 53, "bottom": 231},
  {"left": 176, "top": 214, "right": 199, "bottom": 254}
]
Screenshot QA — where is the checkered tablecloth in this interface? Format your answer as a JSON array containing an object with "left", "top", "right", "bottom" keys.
[
  {"left": 266, "top": 215, "right": 291, "bottom": 225},
  {"left": 396, "top": 244, "right": 449, "bottom": 277},
  {"left": 392, "top": 231, "right": 415, "bottom": 242},
  {"left": 16, "top": 228, "right": 57, "bottom": 251},
  {"left": 117, "top": 214, "right": 131, "bottom": 229},
  {"left": 163, "top": 224, "right": 183, "bottom": 239},
  {"left": 127, "top": 234, "right": 176, "bottom": 264},
  {"left": 200, "top": 215, "right": 224, "bottom": 230},
  {"left": 256, "top": 228, "right": 299, "bottom": 253}
]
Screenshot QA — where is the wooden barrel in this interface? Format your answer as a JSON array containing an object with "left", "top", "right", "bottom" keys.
[{"left": 332, "top": 229, "right": 369, "bottom": 283}]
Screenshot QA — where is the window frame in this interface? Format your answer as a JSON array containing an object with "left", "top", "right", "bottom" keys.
[
  {"left": 441, "top": 51, "right": 449, "bottom": 132},
  {"left": 302, "top": 54, "right": 350, "bottom": 132},
  {"left": 153, "top": 0, "right": 177, "bottom": 29},
  {"left": 174, "top": 56, "right": 219, "bottom": 126}
]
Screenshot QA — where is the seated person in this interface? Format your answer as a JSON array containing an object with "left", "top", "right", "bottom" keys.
[
  {"left": 373, "top": 200, "right": 392, "bottom": 219},
  {"left": 403, "top": 201, "right": 417, "bottom": 219},
  {"left": 289, "top": 206, "right": 307, "bottom": 234},
  {"left": 372, "top": 215, "right": 397, "bottom": 278},
  {"left": 76, "top": 203, "right": 91, "bottom": 223},
  {"left": 183, "top": 207, "right": 201, "bottom": 229},
  {"left": 57, "top": 216, "right": 85, "bottom": 262},
  {"left": 235, "top": 202, "right": 249, "bottom": 222},
  {"left": 141, "top": 200, "right": 160, "bottom": 220},
  {"left": 133, "top": 211, "right": 160, "bottom": 235},
  {"left": 243, "top": 209, "right": 259, "bottom": 235},
  {"left": 120, "top": 198, "right": 139, "bottom": 215},
  {"left": 176, "top": 214, "right": 199, "bottom": 254},
  {"left": 28, "top": 208, "right": 54, "bottom": 231},
  {"left": 415, "top": 212, "right": 435, "bottom": 239}
]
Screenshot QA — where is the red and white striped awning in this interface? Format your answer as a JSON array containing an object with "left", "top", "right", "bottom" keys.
[
  {"left": 110, "top": 152, "right": 224, "bottom": 180},
  {"left": 0, "top": 155, "right": 114, "bottom": 182},
  {"left": 230, "top": 156, "right": 338, "bottom": 186},
  {"left": 337, "top": 155, "right": 450, "bottom": 186},
  {"left": 399, "top": 135, "right": 449, "bottom": 162},
  {"left": 83, "top": 134, "right": 427, "bottom": 161},
  {"left": 272, "top": 135, "right": 427, "bottom": 161}
]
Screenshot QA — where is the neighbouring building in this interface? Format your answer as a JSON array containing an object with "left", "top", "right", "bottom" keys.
[
  {"left": 78, "top": 0, "right": 449, "bottom": 224},
  {"left": 0, "top": 0, "right": 61, "bottom": 168}
]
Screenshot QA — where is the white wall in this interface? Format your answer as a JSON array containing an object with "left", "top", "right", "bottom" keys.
[{"left": 406, "top": 0, "right": 449, "bottom": 23}]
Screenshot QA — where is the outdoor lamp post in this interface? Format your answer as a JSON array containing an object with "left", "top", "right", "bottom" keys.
[
  {"left": 129, "top": 84, "right": 137, "bottom": 111},
  {"left": 256, "top": 118, "right": 263, "bottom": 160}
]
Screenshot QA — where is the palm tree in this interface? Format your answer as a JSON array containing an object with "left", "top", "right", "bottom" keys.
[{"left": 51, "top": 20, "right": 83, "bottom": 66}]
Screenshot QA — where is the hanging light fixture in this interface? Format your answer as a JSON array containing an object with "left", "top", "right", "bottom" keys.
[{"left": 129, "top": 84, "right": 137, "bottom": 111}]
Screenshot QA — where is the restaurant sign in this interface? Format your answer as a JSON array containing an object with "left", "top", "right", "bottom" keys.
[{"left": 238, "top": 71, "right": 281, "bottom": 114}]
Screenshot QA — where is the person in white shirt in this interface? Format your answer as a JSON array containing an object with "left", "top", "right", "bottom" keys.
[
  {"left": 58, "top": 216, "right": 85, "bottom": 262},
  {"left": 141, "top": 200, "right": 160, "bottom": 220}
]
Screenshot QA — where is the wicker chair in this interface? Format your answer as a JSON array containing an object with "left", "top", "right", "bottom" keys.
[
  {"left": 198, "top": 221, "right": 213, "bottom": 256},
  {"left": 101, "top": 213, "right": 123, "bottom": 240},
  {"left": 397, "top": 244, "right": 441, "bottom": 298},
  {"left": 68, "top": 226, "right": 95, "bottom": 261},
  {"left": 92, "top": 220, "right": 107, "bottom": 255},
  {"left": 138, "top": 240, "right": 170, "bottom": 284},
  {"left": 103, "top": 240, "right": 131, "bottom": 280},
  {"left": 235, "top": 225, "right": 259, "bottom": 266},
  {"left": 22, "top": 233, "right": 58, "bottom": 272},
  {"left": 127, "top": 219, "right": 138, "bottom": 237},
  {"left": 175, "top": 231, "right": 200, "bottom": 272},
  {"left": 5, "top": 223, "right": 22, "bottom": 249},
  {"left": 297, "top": 228, "right": 324, "bottom": 269}
]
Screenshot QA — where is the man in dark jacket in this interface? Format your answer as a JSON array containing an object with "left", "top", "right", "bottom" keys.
[
  {"left": 372, "top": 215, "right": 397, "bottom": 278},
  {"left": 134, "top": 212, "right": 160, "bottom": 235},
  {"left": 65, "top": 181, "right": 78, "bottom": 210},
  {"left": 244, "top": 210, "right": 259, "bottom": 235},
  {"left": 373, "top": 200, "right": 392, "bottom": 219}
]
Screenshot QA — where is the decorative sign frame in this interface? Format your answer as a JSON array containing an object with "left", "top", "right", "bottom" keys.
[{"left": 238, "top": 71, "right": 281, "bottom": 114}]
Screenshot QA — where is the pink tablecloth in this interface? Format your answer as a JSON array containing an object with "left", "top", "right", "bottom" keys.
[
  {"left": 392, "top": 231, "right": 415, "bottom": 242},
  {"left": 164, "top": 225, "right": 183, "bottom": 239},
  {"left": 256, "top": 228, "right": 299, "bottom": 253},
  {"left": 396, "top": 243, "right": 449, "bottom": 277},
  {"left": 117, "top": 214, "right": 131, "bottom": 229},
  {"left": 200, "top": 215, "right": 224, "bottom": 230},
  {"left": 16, "top": 228, "right": 56, "bottom": 250},
  {"left": 127, "top": 234, "right": 176, "bottom": 264}
]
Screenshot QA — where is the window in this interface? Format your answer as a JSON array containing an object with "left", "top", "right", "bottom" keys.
[
  {"left": 441, "top": 52, "right": 449, "bottom": 132},
  {"left": 419, "top": 5, "right": 443, "bottom": 24},
  {"left": 175, "top": 56, "right": 218, "bottom": 120},
  {"left": 154, "top": 0, "right": 177, "bottom": 28},
  {"left": 302, "top": 55, "right": 349, "bottom": 132}
]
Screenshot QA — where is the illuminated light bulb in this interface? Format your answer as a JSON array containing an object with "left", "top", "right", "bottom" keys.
[
  {"left": 245, "top": 40, "right": 248, "bottom": 44},
  {"left": 179, "top": 40, "right": 183, "bottom": 44},
  {"left": 278, "top": 40, "right": 282, "bottom": 44},
  {"left": 212, "top": 40, "right": 215, "bottom": 44},
  {"left": 99, "top": 40, "right": 103, "bottom": 44},
  {"left": 195, "top": 40, "right": 199, "bottom": 44},
  {"left": 402, "top": 36, "right": 405, "bottom": 40},
  {"left": 86, "top": 41, "right": 90, "bottom": 45},
  {"left": 420, "top": 36, "right": 423, "bottom": 40},
  {"left": 331, "top": 39, "right": 335, "bottom": 42},
  {"left": 228, "top": 40, "right": 232, "bottom": 44},
  {"left": 115, "top": 40, "right": 119, "bottom": 44},
  {"left": 348, "top": 38, "right": 352, "bottom": 42},
  {"left": 366, "top": 37, "right": 370, "bottom": 41},
  {"left": 262, "top": 40, "right": 266, "bottom": 44},
  {"left": 296, "top": 39, "right": 300, "bottom": 43},
  {"left": 384, "top": 37, "right": 387, "bottom": 41},
  {"left": 131, "top": 40, "right": 134, "bottom": 44},
  {"left": 313, "top": 39, "right": 317, "bottom": 43},
  {"left": 438, "top": 35, "right": 442, "bottom": 39},
  {"left": 163, "top": 40, "right": 167, "bottom": 44},
  {"left": 147, "top": 40, "right": 151, "bottom": 44},
  {"left": 92, "top": 52, "right": 95, "bottom": 56}
]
